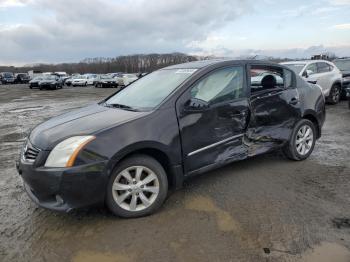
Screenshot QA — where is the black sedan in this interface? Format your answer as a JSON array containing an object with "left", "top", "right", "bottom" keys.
[
  {"left": 17, "top": 60, "right": 325, "bottom": 218},
  {"left": 29, "top": 76, "right": 44, "bottom": 88},
  {"left": 38, "top": 75, "right": 63, "bottom": 90},
  {"left": 94, "top": 75, "right": 119, "bottom": 88},
  {"left": 15, "top": 73, "right": 30, "bottom": 84},
  {"left": 0, "top": 72, "right": 15, "bottom": 84}
]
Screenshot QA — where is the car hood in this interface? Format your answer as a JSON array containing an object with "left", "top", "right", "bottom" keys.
[
  {"left": 39, "top": 80, "right": 56, "bottom": 84},
  {"left": 29, "top": 103, "right": 149, "bottom": 150}
]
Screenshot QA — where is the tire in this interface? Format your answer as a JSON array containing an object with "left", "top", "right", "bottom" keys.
[
  {"left": 327, "top": 84, "right": 341, "bottom": 105},
  {"left": 106, "top": 154, "right": 168, "bottom": 218},
  {"left": 283, "top": 119, "right": 316, "bottom": 161}
]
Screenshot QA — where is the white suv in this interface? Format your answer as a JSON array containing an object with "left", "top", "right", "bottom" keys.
[{"left": 281, "top": 60, "right": 342, "bottom": 104}]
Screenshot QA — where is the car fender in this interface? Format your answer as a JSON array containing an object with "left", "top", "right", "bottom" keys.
[{"left": 104, "top": 141, "right": 180, "bottom": 183}]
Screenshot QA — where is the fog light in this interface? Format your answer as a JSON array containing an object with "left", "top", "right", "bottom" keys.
[{"left": 55, "top": 195, "right": 64, "bottom": 205}]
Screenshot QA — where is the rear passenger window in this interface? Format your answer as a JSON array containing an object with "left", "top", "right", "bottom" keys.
[
  {"left": 190, "top": 66, "right": 244, "bottom": 104},
  {"left": 250, "top": 66, "right": 285, "bottom": 93},
  {"left": 317, "top": 62, "right": 331, "bottom": 73}
]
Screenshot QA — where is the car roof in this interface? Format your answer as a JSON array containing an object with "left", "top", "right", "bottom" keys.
[
  {"left": 281, "top": 60, "right": 332, "bottom": 65},
  {"left": 163, "top": 59, "right": 281, "bottom": 70},
  {"left": 334, "top": 58, "right": 350, "bottom": 61}
]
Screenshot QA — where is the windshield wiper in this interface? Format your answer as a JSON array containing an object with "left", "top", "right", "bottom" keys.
[{"left": 103, "top": 103, "right": 140, "bottom": 112}]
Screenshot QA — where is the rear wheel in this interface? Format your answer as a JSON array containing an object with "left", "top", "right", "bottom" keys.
[
  {"left": 106, "top": 155, "right": 168, "bottom": 218},
  {"left": 327, "top": 84, "right": 341, "bottom": 105},
  {"left": 283, "top": 119, "right": 316, "bottom": 161}
]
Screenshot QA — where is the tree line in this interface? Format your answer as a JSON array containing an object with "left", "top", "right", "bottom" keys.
[{"left": 0, "top": 53, "right": 211, "bottom": 74}]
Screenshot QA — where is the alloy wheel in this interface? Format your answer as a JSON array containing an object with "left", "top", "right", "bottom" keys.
[
  {"left": 332, "top": 86, "right": 340, "bottom": 103},
  {"left": 112, "top": 166, "right": 160, "bottom": 212},
  {"left": 295, "top": 125, "right": 314, "bottom": 156}
]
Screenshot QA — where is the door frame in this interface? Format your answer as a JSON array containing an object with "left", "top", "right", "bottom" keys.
[{"left": 175, "top": 64, "right": 250, "bottom": 176}]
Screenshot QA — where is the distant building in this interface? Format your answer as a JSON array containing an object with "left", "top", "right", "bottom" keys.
[{"left": 311, "top": 52, "right": 336, "bottom": 61}]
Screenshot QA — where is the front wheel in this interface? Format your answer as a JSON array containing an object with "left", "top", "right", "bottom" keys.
[
  {"left": 106, "top": 155, "right": 168, "bottom": 218},
  {"left": 283, "top": 119, "right": 316, "bottom": 161},
  {"left": 327, "top": 85, "right": 341, "bottom": 105}
]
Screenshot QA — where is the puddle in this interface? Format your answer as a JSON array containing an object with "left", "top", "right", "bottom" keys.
[
  {"left": 300, "top": 242, "right": 350, "bottom": 262},
  {"left": 185, "top": 195, "right": 240, "bottom": 232},
  {"left": 8, "top": 106, "right": 44, "bottom": 113},
  {"left": 72, "top": 251, "right": 132, "bottom": 262},
  {"left": 332, "top": 218, "right": 350, "bottom": 229}
]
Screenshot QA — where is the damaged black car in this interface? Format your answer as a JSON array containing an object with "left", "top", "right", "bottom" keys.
[{"left": 17, "top": 60, "right": 326, "bottom": 218}]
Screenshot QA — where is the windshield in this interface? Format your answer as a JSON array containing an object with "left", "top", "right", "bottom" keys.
[
  {"left": 105, "top": 69, "right": 196, "bottom": 111},
  {"left": 43, "top": 75, "right": 56, "bottom": 80},
  {"left": 101, "top": 75, "right": 111, "bottom": 79},
  {"left": 334, "top": 60, "right": 350, "bottom": 71},
  {"left": 3, "top": 72, "right": 13, "bottom": 78},
  {"left": 33, "top": 77, "right": 43, "bottom": 81},
  {"left": 283, "top": 64, "right": 306, "bottom": 74}
]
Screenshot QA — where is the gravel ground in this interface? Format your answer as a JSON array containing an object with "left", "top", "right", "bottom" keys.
[{"left": 0, "top": 84, "right": 350, "bottom": 262}]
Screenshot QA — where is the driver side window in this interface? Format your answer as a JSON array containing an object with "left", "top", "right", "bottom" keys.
[{"left": 190, "top": 66, "right": 244, "bottom": 105}]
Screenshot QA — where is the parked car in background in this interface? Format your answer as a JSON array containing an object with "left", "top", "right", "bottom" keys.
[
  {"left": 71, "top": 75, "right": 88, "bottom": 87},
  {"left": 251, "top": 69, "right": 284, "bottom": 86},
  {"left": 0, "top": 72, "right": 15, "bottom": 84},
  {"left": 333, "top": 58, "right": 350, "bottom": 99},
  {"left": 281, "top": 60, "right": 342, "bottom": 104},
  {"left": 38, "top": 75, "right": 63, "bottom": 90},
  {"left": 29, "top": 76, "right": 44, "bottom": 89},
  {"left": 86, "top": 74, "right": 98, "bottom": 85},
  {"left": 17, "top": 60, "right": 325, "bottom": 218},
  {"left": 94, "top": 74, "right": 119, "bottom": 88},
  {"left": 122, "top": 73, "right": 139, "bottom": 86},
  {"left": 346, "top": 87, "right": 350, "bottom": 109},
  {"left": 14, "top": 73, "right": 30, "bottom": 84},
  {"left": 65, "top": 75, "right": 79, "bottom": 86}
]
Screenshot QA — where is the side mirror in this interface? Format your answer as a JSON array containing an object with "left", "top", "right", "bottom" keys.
[
  {"left": 303, "top": 70, "right": 313, "bottom": 78},
  {"left": 184, "top": 98, "right": 209, "bottom": 112}
]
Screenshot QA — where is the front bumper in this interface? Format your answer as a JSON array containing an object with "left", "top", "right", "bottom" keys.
[
  {"left": 29, "top": 83, "right": 39, "bottom": 87},
  {"left": 2, "top": 79, "right": 14, "bottom": 83},
  {"left": 39, "top": 83, "right": 56, "bottom": 89},
  {"left": 17, "top": 159, "right": 109, "bottom": 212},
  {"left": 100, "top": 82, "right": 118, "bottom": 88}
]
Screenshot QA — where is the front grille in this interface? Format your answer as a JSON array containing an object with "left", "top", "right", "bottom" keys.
[{"left": 23, "top": 142, "right": 41, "bottom": 162}]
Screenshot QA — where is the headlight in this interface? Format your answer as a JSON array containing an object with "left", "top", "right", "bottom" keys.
[{"left": 45, "top": 136, "right": 95, "bottom": 168}]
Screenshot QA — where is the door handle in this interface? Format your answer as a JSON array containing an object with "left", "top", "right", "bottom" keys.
[
  {"left": 289, "top": 97, "right": 299, "bottom": 105},
  {"left": 307, "top": 80, "right": 317, "bottom": 84}
]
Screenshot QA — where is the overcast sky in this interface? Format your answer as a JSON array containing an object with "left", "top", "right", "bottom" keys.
[{"left": 0, "top": 0, "right": 349, "bottom": 65}]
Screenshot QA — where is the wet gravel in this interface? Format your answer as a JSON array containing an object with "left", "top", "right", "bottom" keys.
[{"left": 0, "top": 84, "right": 350, "bottom": 262}]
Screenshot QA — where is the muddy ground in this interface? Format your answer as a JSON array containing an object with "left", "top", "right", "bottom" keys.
[{"left": 0, "top": 84, "right": 350, "bottom": 262}]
